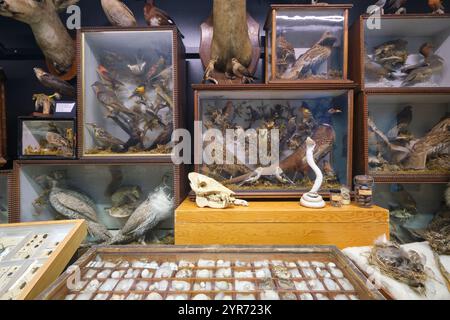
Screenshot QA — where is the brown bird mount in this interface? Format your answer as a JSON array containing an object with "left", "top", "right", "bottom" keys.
[{"left": 199, "top": 0, "right": 261, "bottom": 84}]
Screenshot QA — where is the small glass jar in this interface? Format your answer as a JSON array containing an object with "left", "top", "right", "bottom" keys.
[
  {"left": 329, "top": 189, "right": 343, "bottom": 207},
  {"left": 354, "top": 175, "right": 374, "bottom": 208},
  {"left": 340, "top": 186, "right": 351, "bottom": 205}
]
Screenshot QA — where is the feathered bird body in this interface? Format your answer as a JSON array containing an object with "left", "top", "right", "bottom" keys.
[
  {"left": 144, "top": 0, "right": 176, "bottom": 27},
  {"left": 282, "top": 31, "right": 336, "bottom": 80},
  {"left": 101, "top": 0, "right": 137, "bottom": 27},
  {"left": 107, "top": 180, "right": 173, "bottom": 245},
  {"left": 33, "top": 67, "right": 76, "bottom": 98}
]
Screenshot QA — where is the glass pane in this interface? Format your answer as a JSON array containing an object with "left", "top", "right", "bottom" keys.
[
  {"left": 364, "top": 17, "right": 450, "bottom": 88},
  {"left": 368, "top": 94, "right": 450, "bottom": 175},
  {"left": 82, "top": 30, "right": 174, "bottom": 156},
  {"left": 275, "top": 8, "right": 345, "bottom": 80},
  {"left": 374, "top": 183, "right": 447, "bottom": 244},
  {"left": 18, "top": 164, "right": 174, "bottom": 242},
  {"left": 0, "top": 174, "right": 7, "bottom": 223},
  {"left": 21, "top": 120, "right": 75, "bottom": 158},
  {"left": 197, "top": 90, "right": 350, "bottom": 194}
]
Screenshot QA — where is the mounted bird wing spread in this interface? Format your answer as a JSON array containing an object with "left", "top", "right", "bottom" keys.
[{"left": 0, "top": 0, "right": 78, "bottom": 75}]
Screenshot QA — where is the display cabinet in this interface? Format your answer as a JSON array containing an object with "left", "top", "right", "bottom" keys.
[
  {"left": 38, "top": 246, "right": 385, "bottom": 300},
  {"left": 374, "top": 183, "right": 447, "bottom": 245},
  {"left": 0, "top": 68, "right": 6, "bottom": 167},
  {"left": 18, "top": 117, "right": 76, "bottom": 160},
  {"left": 78, "top": 27, "right": 186, "bottom": 160},
  {"left": 0, "top": 220, "right": 86, "bottom": 300},
  {"left": 350, "top": 14, "right": 450, "bottom": 91},
  {"left": 355, "top": 92, "right": 450, "bottom": 182},
  {"left": 12, "top": 160, "right": 187, "bottom": 243},
  {"left": 193, "top": 85, "right": 354, "bottom": 198},
  {"left": 0, "top": 170, "right": 11, "bottom": 224},
  {"left": 264, "top": 4, "right": 352, "bottom": 84}
]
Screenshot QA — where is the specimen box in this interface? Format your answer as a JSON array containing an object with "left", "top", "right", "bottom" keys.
[
  {"left": 18, "top": 117, "right": 76, "bottom": 160},
  {"left": 0, "top": 220, "right": 86, "bottom": 300},
  {"left": 38, "top": 246, "right": 385, "bottom": 300},
  {"left": 78, "top": 27, "right": 186, "bottom": 160},
  {"left": 176, "top": 199, "right": 389, "bottom": 249},
  {"left": 193, "top": 85, "right": 354, "bottom": 198},
  {"left": 355, "top": 92, "right": 450, "bottom": 182},
  {"left": 0, "top": 171, "right": 11, "bottom": 224},
  {"left": 12, "top": 160, "right": 186, "bottom": 243},
  {"left": 374, "top": 183, "right": 448, "bottom": 245},
  {"left": 0, "top": 68, "right": 6, "bottom": 167},
  {"left": 350, "top": 14, "right": 450, "bottom": 90},
  {"left": 264, "top": 4, "right": 352, "bottom": 84}
]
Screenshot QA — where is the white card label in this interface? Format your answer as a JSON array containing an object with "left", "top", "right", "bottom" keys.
[{"left": 56, "top": 102, "right": 75, "bottom": 113}]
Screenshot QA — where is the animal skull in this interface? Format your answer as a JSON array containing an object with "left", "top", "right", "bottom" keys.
[
  {"left": 188, "top": 172, "right": 248, "bottom": 209},
  {"left": 0, "top": 0, "right": 78, "bottom": 73}
]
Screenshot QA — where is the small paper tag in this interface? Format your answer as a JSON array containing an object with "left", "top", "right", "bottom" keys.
[
  {"left": 56, "top": 102, "right": 75, "bottom": 113},
  {"left": 359, "top": 189, "right": 372, "bottom": 196}
]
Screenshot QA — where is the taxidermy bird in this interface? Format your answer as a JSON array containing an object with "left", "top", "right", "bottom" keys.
[
  {"left": 144, "top": 0, "right": 180, "bottom": 29},
  {"left": 46, "top": 172, "right": 112, "bottom": 242},
  {"left": 373, "top": 39, "right": 408, "bottom": 71},
  {"left": 365, "top": 54, "right": 395, "bottom": 81},
  {"left": 386, "top": 0, "right": 407, "bottom": 14},
  {"left": 101, "top": 0, "right": 137, "bottom": 27},
  {"left": 282, "top": 31, "right": 336, "bottom": 80},
  {"left": 387, "top": 106, "right": 413, "bottom": 141},
  {"left": 231, "top": 58, "right": 257, "bottom": 83},
  {"left": 33, "top": 68, "right": 75, "bottom": 98},
  {"left": 91, "top": 82, "right": 135, "bottom": 116},
  {"left": 97, "top": 65, "right": 124, "bottom": 90},
  {"left": 367, "top": 0, "right": 387, "bottom": 15},
  {"left": 202, "top": 57, "right": 219, "bottom": 84},
  {"left": 401, "top": 43, "right": 445, "bottom": 86},
  {"left": 429, "top": 0, "right": 445, "bottom": 14},
  {"left": 86, "top": 123, "right": 125, "bottom": 151},
  {"left": 107, "top": 175, "right": 174, "bottom": 245}
]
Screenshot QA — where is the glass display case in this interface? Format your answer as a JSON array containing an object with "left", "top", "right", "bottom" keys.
[
  {"left": 78, "top": 27, "right": 185, "bottom": 160},
  {"left": 0, "top": 68, "right": 6, "bottom": 167},
  {"left": 193, "top": 85, "right": 353, "bottom": 198},
  {"left": 18, "top": 117, "right": 76, "bottom": 160},
  {"left": 12, "top": 161, "right": 184, "bottom": 244},
  {"left": 0, "top": 171, "right": 10, "bottom": 224},
  {"left": 356, "top": 92, "right": 450, "bottom": 182},
  {"left": 351, "top": 15, "right": 450, "bottom": 90},
  {"left": 264, "top": 4, "right": 352, "bottom": 84},
  {"left": 374, "top": 183, "right": 447, "bottom": 245},
  {"left": 38, "top": 246, "right": 385, "bottom": 300},
  {"left": 0, "top": 220, "right": 86, "bottom": 300}
]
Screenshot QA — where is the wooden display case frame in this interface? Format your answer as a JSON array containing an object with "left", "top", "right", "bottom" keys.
[
  {"left": 264, "top": 4, "right": 353, "bottom": 85},
  {"left": 193, "top": 84, "right": 355, "bottom": 199},
  {"left": 354, "top": 91, "right": 450, "bottom": 183},
  {"left": 349, "top": 14, "right": 450, "bottom": 92},
  {"left": 0, "top": 68, "right": 6, "bottom": 167},
  {"left": 17, "top": 117, "right": 77, "bottom": 160},
  {"left": 0, "top": 219, "right": 87, "bottom": 300},
  {"left": 10, "top": 159, "right": 188, "bottom": 223},
  {"left": 37, "top": 245, "right": 385, "bottom": 300},
  {"left": 0, "top": 170, "right": 12, "bottom": 224},
  {"left": 77, "top": 26, "right": 186, "bottom": 161}
]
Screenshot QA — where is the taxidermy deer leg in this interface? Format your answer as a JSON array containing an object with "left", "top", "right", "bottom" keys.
[
  {"left": 211, "top": 0, "right": 253, "bottom": 74},
  {"left": 0, "top": 0, "right": 78, "bottom": 74}
]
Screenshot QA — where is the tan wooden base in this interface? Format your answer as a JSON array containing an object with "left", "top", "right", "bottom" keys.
[{"left": 175, "top": 200, "right": 389, "bottom": 249}]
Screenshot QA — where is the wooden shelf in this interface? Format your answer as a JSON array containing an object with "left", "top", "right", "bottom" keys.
[{"left": 175, "top": 200, "right": 389, "bottom": 249}]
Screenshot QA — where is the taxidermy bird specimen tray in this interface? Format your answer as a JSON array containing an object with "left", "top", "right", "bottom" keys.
[
  {"left": 77, "top": 26, "right": 185, "bottom": 161},
  {"left": 0, "top": 220, "right": 87, "bottom": 300},
  {"left": 38, "top": 246, "right": 385, "bottom": 300},
  {"left": 193, "top": 85, "right": 354, "bottom": 198}
]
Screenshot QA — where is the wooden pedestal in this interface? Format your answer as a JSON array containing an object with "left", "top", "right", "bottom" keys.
[{"left": 175, "top": 200, "right": 389, "bottom": 249}]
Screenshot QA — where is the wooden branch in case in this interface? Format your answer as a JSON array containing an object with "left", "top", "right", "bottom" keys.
[
  {"left": 0, "top": 220, "right": 87, "bottom": 300},
  {"left": 37, "top": 245, "right": 385, "bottom": 300}
]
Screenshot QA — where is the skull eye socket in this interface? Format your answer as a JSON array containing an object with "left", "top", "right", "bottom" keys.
[{"left": 199, "top": 182, "right": 207, "bottom": 188}]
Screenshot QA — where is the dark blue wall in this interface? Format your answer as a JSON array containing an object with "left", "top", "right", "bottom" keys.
[{"left": 0, "top": 0, "right": 439, "bottom": 166}]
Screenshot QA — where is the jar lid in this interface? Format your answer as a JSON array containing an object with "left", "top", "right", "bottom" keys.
[
  {"left": 329, "top": 189, "right": 341, "bottom": 193},
  {"left": 354, "top": 175, "right": 374, "bottom": 184}
]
